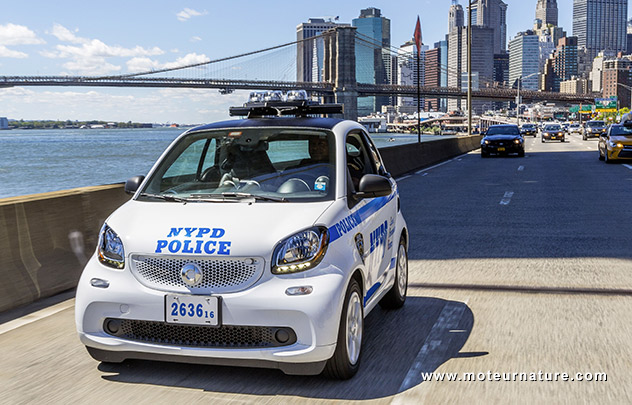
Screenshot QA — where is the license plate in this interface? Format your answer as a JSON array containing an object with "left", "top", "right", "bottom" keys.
[
  {"left": 498, "top": 147, "right": 505, "bottom": 152},
  {"left": 166, "top": 294, "right": 220, "bottom": 326}
]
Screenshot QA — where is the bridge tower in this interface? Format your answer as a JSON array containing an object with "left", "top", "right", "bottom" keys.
[{"left": 323, "top": 26, "right": 358, "bottom": 121}]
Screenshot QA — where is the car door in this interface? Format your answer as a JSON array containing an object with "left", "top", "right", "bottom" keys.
[{"left": 345, "top": 130, "right": 397, "bottom": 304}]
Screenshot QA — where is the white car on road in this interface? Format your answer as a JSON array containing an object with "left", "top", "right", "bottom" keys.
[{"left": 75, "top": 95, "right": 409, "bottom": 379}]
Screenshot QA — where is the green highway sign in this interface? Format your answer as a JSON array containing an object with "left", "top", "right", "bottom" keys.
[{"left": 595, "top": 98, "right": 617, "bottom": 112}]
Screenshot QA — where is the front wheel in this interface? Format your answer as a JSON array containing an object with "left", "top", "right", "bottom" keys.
[
  {"left": 380, "top": 238, "right": 408, "bottom": 309},
  {"left": 324, "top": 279, "right": 363, "bottom": 380}
]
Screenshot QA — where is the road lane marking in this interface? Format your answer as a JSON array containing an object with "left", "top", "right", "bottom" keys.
[
  {"left": 500, "top": 191, "right": 514, "bottom": 205},
  {"left": 518, "top": 165, "right": 524, "bottom": 171},
  {"left": 624, "top": 164, "right": 632, "bottom": 170},
  {"left": 0, "top": 299, "right": 74, "bottom": 335},
  {"left": 396, "top": 175, "right": 412, "bottom": 182},
  {"left": 395, "top": 301, "right": 468, "bottom": 395}
]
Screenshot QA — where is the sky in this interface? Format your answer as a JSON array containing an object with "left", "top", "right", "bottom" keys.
[{"left": 0, "top": 0, "right": 630, "bottom": 124}]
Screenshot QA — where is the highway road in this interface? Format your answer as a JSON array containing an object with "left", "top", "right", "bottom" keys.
[{"left": 2, "top": 131, "right": 632, "bottom": 404}]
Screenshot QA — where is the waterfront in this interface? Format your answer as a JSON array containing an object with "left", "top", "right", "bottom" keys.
[{"left": 0, "top": 127, "right": 448, "bottom": 199}]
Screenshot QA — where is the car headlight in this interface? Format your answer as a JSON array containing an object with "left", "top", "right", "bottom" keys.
[
  {"left": 483, "top": 140, "right": 490, "bottom": 145},
  {"left": 608, "top": 141, "right": 623, "bottom": 148},
  {"left": 514, "top": 139, "right": 521, "bottom": 144},
  {"left": 272, "top": 227, "right": 328, "bottom": 274},
  {"left": 558, "top": 132, "right": 563, "bottom": 136},
  {"left": 98, "top": 224, "right": 125, "bottom": 269}
]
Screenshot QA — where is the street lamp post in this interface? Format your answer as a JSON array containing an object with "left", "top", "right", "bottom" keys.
[{"left": 516, "top": 72, "right": 539, "bottom": 127}]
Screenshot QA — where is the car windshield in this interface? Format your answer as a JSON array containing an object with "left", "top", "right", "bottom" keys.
[
  {"left": 587, "top": 121, "right": 605, "bottom": 127},
  {"left": 138, "top": 128, "right": 336, "bottom": 203},
  {"left": 570, "top": 124, "right": 579, "bottom": 127},
  {"left": 544, "top": 125, "right": 561, "bottom": 131},
  {"left": 522, "top": 124, "right": 535, "bottom": 129},
  {"left": 610, "top": 125, "right": 632, "bottom": 136},
  {"left": 487, "top": 126, "right": 520, "bottom": 135}
]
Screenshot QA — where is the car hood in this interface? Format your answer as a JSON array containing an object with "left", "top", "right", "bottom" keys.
[
  {"left": 484, "top": 134, "right": 521, "bottom": 141},
  {"left": 105, "top": 199, "right": 335, "bottom": 259}
]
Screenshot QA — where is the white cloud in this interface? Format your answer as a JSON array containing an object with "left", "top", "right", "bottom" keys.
[
  {"left": 41, "top": 24, "right": 165, "bottom": 75},
  {"left": 176, "top": 8, "right": 208, "bottom": 22},
  {"left": 126, "top": 53, "right": 210, "bottom": 72},
  {"left": 0, "top": 23, "right": 45, "bottom": 46},
  {"left": 190, "top": 36, "right": 202, "bottom": 42},
  {"left": 49, "top": 23, "right": 87, "bottom": 44},
  {"left": 0, "top": 45, "right": 28, "bottom": 58}
]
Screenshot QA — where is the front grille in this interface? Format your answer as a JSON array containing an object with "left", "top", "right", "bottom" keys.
[
  {"left": 130, "top": 255, "right": 264, "bottom": 294},
  {"left": 104, "top": 318, "right": 297, "bottom": 348}
]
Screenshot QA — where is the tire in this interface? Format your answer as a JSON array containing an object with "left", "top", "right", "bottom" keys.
[
  {"left": 598, "top": 147, "right": 605, "bottom": 161},
  {"left": 541, "top": 138, "right": 545, "bottom": 143},
  {"left": 380, "top": 238, "right": 408, "bottom": 309},
  {"left": 481, "top": 152, "right": 489, "bottom": 158},
  {"left": 605, "top": 149, "right": 612, "bottom": 163},
  {"left": 518, "top": 150, "right": 525, "bottom": 157},
  {"left": 324, "top": 279, "right": 363, "bottom": 380}
]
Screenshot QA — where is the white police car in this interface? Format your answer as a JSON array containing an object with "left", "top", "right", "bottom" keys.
[{"left": 75, "top": 92, "right": 409, "bottom": 379}]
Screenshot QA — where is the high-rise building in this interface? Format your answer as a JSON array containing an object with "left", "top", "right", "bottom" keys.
[
  {"left": 573, "top": 0, "right": 628, "bottom": 62},
  {"left": 536, "top": 0, "right": 558, "bottom": 27},
  {"left": 449, "top": 1, "right": 464, "bottom": 33},
  {"left": 541, "top": 36, "right": 579, "bottom": 91},
  {"left": 509, "top": 31, "right": 541, "bottom": 91},
  {"left": 353, "top": 7, "right": 391, "bottom": 115},
  {"left": 424, "top": 46, "right": 441, "bottom": 111},
  {"left": 296, "top": 18, "right": 349, "bottom": 83},
  {"left": 397, "top": 41, "right": 428, "bottom": 111},
  {"left": 472, "top": 0, "right": 508, "bottom": 54},
  {"left": 448, "top": 26, "right": 494, "bottom": 113},
  {"left": 603, "top": 56, "right": 632, "bottom": 108}
]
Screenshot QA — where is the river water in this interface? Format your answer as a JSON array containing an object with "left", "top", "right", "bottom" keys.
[{"left": 0, "top": 127, "right": 444, "bottom": 199}]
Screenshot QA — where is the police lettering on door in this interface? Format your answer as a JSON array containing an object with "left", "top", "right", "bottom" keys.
[{"left": 155, "top": 227, "right": 231, "bottom": 255}]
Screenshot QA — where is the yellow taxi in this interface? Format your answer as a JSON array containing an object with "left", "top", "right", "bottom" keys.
[{"left": 598, "top": 117, "right": 632, "bottom": 163}]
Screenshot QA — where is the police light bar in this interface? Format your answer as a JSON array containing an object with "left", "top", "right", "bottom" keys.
[{"left": 230, "top": 97, "right": 343, "bottom": 118}]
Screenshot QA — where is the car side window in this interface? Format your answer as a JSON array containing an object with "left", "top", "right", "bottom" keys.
[{"left": 346, "top": 131, "right": 377, "bottom": 192}]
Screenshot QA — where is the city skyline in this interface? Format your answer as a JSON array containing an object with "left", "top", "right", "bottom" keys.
[{"left": 1, "top": 1, "right": 631, "bottom": 123}]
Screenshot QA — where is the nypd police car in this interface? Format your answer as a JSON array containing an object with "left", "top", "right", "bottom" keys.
[{"left": 75, "top": 92, "right": 409, "bottom": 379}]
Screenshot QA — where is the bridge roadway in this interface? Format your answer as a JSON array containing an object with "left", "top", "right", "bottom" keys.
[{"left": 2, "top": 132, "right": 632, "bottom": 403}]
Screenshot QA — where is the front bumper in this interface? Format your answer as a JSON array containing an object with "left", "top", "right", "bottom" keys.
[
  {"left": 585, "top": 130, "right": 605, "bottom": 138},
  {"left": 606, "top": 145, "right": 632, "bottom": 160},
  {"left": 542, "top": 133, "right": 564, "bottom": 141},
  {"left": 75, "top": 254, "right": 346, "bottom": 373}
]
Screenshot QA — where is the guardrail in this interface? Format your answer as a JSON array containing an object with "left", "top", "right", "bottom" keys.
[{"left": 0, "top": 135, "right": 481, "bottom": 313}]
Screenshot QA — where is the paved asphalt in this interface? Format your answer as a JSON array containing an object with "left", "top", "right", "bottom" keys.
[{"left": 2, "top": 132, "right": 631, "bottom": 404}]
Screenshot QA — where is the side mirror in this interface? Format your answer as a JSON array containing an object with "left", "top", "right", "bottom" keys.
[
  {"left": 355, "top": 174, "right": 392, "bottom": 198},
  {"left": 124, "top": 175, "right": 145, "bottom": 194}
]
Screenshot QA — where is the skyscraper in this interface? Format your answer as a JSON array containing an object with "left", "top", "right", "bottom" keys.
[
  {"left": 509, "top": 31, "right": 540, "bottom": 91},
  {"left": 449, "top": 1, "right": 464, "bottom": 33},
  {"left": 473, "top": 0, "right": 508, "bottom": 54},
  {"left": 573, "top": 0, "right": 628, "bottom": 61},
  {"left": 353, "top": 7, "right": 391, "bottom": 115},
  {"left": 536, "top": 0, "right": 558, "bottom": 27}
]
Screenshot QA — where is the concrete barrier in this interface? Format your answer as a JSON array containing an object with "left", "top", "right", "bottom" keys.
[
  {"left": 0, "top": 185, "right": 130, "bottom": 313},
  {"left": 0, "top": 135, "right": 481, "bottom": 313},
  {"left": 379, "top": 134, "right": 482, "bottom": 177}
]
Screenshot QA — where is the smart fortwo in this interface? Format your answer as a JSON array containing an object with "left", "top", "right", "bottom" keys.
[{"left": 75, "top": 91, "right": 409, "bottom": 380}]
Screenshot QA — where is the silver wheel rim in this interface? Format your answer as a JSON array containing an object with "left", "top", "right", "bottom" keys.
[
  {"left": 345, "top": 291, "right": 362, "bottom": 365},
  {"left": 397, "top": 244, "right": 408, "bottom": 295}
]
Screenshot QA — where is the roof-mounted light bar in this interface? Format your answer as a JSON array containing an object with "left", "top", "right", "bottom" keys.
[{"left": 229, "top": 90, "right": 343, "bottom": 118}]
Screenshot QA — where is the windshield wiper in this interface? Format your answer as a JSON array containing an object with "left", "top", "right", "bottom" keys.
[
  {"left": 189, "top": 192, "right": 288, "bottom": 202},
  {"left": 138, "top": 192, "right": 188, "bottom": 202}
]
